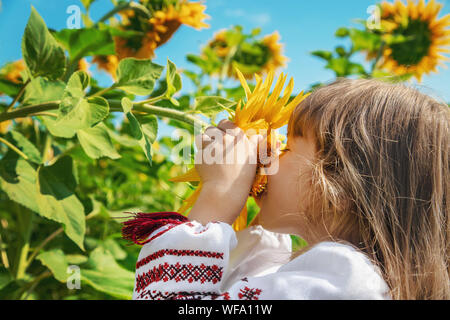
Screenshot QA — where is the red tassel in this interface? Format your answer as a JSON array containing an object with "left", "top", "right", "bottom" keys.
[{"left": 121, "top": 211, "right": 189, "bottom": 245}]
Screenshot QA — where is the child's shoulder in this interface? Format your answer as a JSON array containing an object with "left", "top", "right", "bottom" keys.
[
  {"left": 281, "top": 241, "right": 391, "bottom": 299},
  {"left": 284, "top": 241, "right": 378, "bottom": 274}
]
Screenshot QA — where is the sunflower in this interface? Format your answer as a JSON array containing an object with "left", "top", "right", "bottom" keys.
[
  {"left": 2, "top": 60, "right": 26, "bottom": 84},
  {"left": 376, "top": 0, "right": 450, "bottom": 81},
  {"left": 78, "top": 58, "right": 91, "bottom": 74},
  {"left": 204, "top": 28, "right": 288, "bottom": 80},
  {"left": 116, "top": 1, "right": 209, "bottom": 59},
  {"left": 92, "top": 55, "right": 119, "bottom": 80},
  {"left": 261, "top": 32, "right": 288, "bottom": 74},
  {"left": 169, "top": 68, "right": 309, "bottom": 231},
  {"left": 207, "top": 29, "right": 230, "bottom": 58},
  {"left": 145, "top": 1, "right": 210, "bottom": 52},
  {"left": 94, "top": 1, "right": 209, "bottom": 78}
]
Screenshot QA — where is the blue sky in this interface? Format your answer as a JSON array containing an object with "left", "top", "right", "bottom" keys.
[{"left": 0, "top": 0, "right": 449, "bottom": 135}]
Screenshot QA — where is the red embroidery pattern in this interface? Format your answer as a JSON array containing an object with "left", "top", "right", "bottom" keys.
[
  {"left": 145, "top": 223, "right": 180, "bottom": 243},
  {"left": 136, "top": 249, "right": 224, "bottom": 269},
  {"left": 136, "top": 262, "right": 223, "bottom": 292},
  {"left": 137, "top": 289, "right": 230, "bottom": 300},
  {"left": 185, "top": 222, "right": 211, "bottom": 234},
  {"left": 238, "top": 287, "right": 262, "bottom": 300}
]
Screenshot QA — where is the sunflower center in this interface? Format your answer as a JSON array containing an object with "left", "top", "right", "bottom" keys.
[
  {"left": 390, "top": 19, "right": 432, "bottom": 66},
  {"left": 234, "top": 42, "right": 271, "bottom": 67}
]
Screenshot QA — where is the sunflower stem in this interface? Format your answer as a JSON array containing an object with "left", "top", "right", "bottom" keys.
[
  {"left": 371, "top": 40, "right": 385, "bottom": 74},
  {"left": 0, "top": 136, "right": 29, "bottom": 160},
  {"left": 217, "top": 45, "right": 238, "bottom": 95},
  {"left": 88, "top": 85, "right": 116, "bottom": 98},
  {"left": 12, "top": 204, "right": 33, "bottom": 280},
  {"left": 0, "top": 101, "right": 60, "bottom": 123},
  {"left": 134, "top": 93, "right": 167, "bottom": 106},
  {"left": 109, "top": 100, "right": 208, "bottom": 128},
  {"left": 3, "top": 79, "right": 31, "bottom": 114},
  {"left": 0, "top": 99, "right": 208, "bottom": 130}
]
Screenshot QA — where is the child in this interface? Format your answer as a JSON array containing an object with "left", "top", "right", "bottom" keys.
[{"left": 123, "top": 78, "right": 449, "bottom": 300}]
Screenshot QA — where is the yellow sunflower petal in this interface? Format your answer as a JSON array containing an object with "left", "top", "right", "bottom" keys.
[
  {"left": 178, "top": 182, "right": 203, "bottom": 215},
  {"left": 235, "top": 67, "right": 252, "bottom": 100},
  {"left": 256, "top": 72, "right": 286, "bottom": 120},
  {"left": 232, "top": 204, "right": 248, "bottom": 231},
  {"left": 265, "top": 76, "right": 294, "bottom": 123},
  {"left": 169, "top": 167, "right": 200, "bottom": 182},
  {"left": 272, "top": 91, "right": 310, "bottom": 129}
]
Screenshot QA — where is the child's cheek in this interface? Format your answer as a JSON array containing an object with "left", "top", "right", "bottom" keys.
[{"left": 269, "top": 155, "right": 297, "bottom": 210}]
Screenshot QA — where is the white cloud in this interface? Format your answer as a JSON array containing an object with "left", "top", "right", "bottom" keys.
[{"left": 224, "top": 8, "right": 271, "bottom": 26}]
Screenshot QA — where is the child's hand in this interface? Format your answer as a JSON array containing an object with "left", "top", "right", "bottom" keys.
[{"left": 189, "top": 120, "right": 263, "bottom": 225}]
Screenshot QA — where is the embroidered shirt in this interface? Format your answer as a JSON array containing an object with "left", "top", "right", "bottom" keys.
[{"left": 131, "top": 218, "right": 391, "bottom": 300}]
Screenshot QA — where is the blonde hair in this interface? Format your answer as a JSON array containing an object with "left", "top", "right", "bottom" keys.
[{"left": 287, "top": 78, "right": 449, "bottom": 300}]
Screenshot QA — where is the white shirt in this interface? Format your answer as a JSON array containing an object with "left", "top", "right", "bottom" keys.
[{"left": 132, "top": 220, "right": 391, "bottom": 300}]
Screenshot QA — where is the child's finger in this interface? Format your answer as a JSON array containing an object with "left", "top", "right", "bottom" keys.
[{"left": 218, "top": 119, "right": 244, "bottom": 138}]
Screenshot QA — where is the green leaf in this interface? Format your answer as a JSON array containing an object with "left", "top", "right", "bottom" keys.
[
  {"left": 372, "top": 70, "right": 413, "bottom": 82},
  {"left": 347, "top": 62, "right": 366, "bottom": 75},
  {"left": 0, "top": 279, "right": 26, "bottom": 299},
  {"left": 349, "top": 28, "right": 382, "bottom": 52},
  {"left": 335, "top": 27, "right": 350, "bottom": 38},
  {"left": 80, "top": 0, "right": 97, "bottom": 10},
  {"left": 335, "top": 46, "right": 347, "bottom": 57},
  {"left": 290, "top": 235, "right": 308, "bottom": 252},
  {"left": 0, "top": 79, "right": 21, "bottom": 97},
  {"left": 165, "top": 59, "right": 182, "bottom": 100},
  {"left": 100, "top": 238, "right": 127, "bottom": 261},
  {"left": 9, "top": 130, "right": 42, "bottom": 164},
  {"left": 0, "top": 267, "right": 12, "bottom": 291},
  {"left": 115, "top": 58, "right": 164, "bottom": 95},
  {"left": 65, "top": 70, "right": 90, "bottom": 96},
  {"left": 246, "top": 197, "right": 259, "bottom": 226},
  {"left": 97, "top": 23, "right": 144, "bottom": 39},
  {"left": 326, "top": 58, "right": 348, "bottom": 76},
  {"left": 36, "top": 249, "right": 69, "bottom": 282},
  {"left": 105, "top": 127, "right": 139, "bottom": 148},
  {"left": 66, "top": 254, "right": 88, "bottom": 265},
  {"left": 154, "top": 95, "right": 191, "bottom": 111},
  {"left": 194, "top": 96, "right": 237, "bottom": 116},
  {"left": 77, "top": 122, "right": 121, "bottom": 160},
  {"left": 49, "top": 71, "right": 109, "bottom": 138},
  {"left": 136, "top": 114, "right": 158, "bottom": 144},
  {"left": 21, "top": 7, "right": 66, "bottom": 79},
  {"left": 121, "top": 98, "right": 154, "bottom": 165},
  {"left": 186, "top": 54, "right": 216, "bottom": 74},
  {"left": 0, "top": 153, "right": 41, "bottom": 216},
  {"left": 37, "top": 156, "right": 86, "bottom": 250},
  {"left": 311, "top": 50, "right": 333, "bottom": 61},
  {"left": 54, "top": 28, "right": 115, "bottom": 60},
  {"left": 22, "top": 77, "right": 65, "bottom": 106},
  {"left": 0, "top": 153, "right": 86, "bottom": 250},
  {"left": 81, "top": 248, "right": 134, "bottom": 299},
  {"left": 224, "top": 85, "right": 251, "bottom": 101},
  {"left": 182, "top": 70, "right": 200, "bottom": 86}
]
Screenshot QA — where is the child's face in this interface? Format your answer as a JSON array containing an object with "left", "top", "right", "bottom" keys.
[{"left": 255, "top": 131, "right": 317, "bottom": 238}]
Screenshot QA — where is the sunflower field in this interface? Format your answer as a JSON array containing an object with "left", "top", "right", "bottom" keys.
[{"left": 0, "top": 0, "right": 448, "bottom": 300}]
